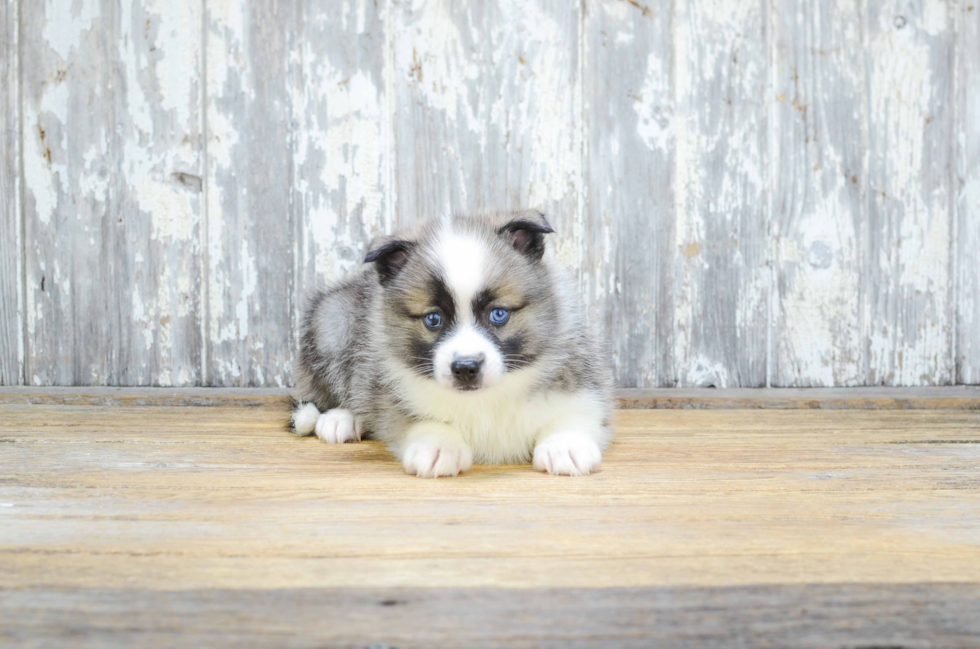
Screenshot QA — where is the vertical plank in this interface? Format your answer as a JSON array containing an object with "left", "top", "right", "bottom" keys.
[
  {"left": 292, "top": 0, "right": 390, "bottom": 322},
  {"left": 672, "top": 0, "right": 769, "bottom": 387},
  {"left": 957, "top": 2, "right": 980, "bottom": 385},
  {"left": 583, "top": 0, "right": 674, "bottom": 387},
  {"left": 865, "top": 0, "right": 954, "bottom": 385},
  {"left": 389, "top": 0, "right": 582, "bottom": 257},
  {"left": 22, "top": 0, "right": 204, "bottom": 386},
  {"left": 206, "top": 0, "right": 295, "bottom": 386},
  {"left": 0, "top": 0, "right": 21, "bottom": 385},
  {"left": 770, "top": 0, "right": 865, "bottom": 386}
]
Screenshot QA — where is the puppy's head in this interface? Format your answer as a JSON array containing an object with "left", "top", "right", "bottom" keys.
[{"left": 366, "top": 210, "right": 557, "bottom": 392}]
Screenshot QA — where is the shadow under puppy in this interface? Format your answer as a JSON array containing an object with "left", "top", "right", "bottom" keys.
[{"left": 290, "top": 210, "right": 612, "bottom": 477}]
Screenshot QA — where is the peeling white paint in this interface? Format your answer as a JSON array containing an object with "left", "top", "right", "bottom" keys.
[
  {"left": 391, "top": 0, "right": 581, "bottom": 273},
  {"left": 9, "top": 0, "right": 970, "bottom": 389},
  {"left": 41, "top": 0, "right": 100, "bottom": 61},
  {"left": 136, "top": 178, "right": 197, "bottom": 241},
  {"left": 131, "top": 286, "right": 154, "bottom": 351},
  {"left": 23, "top": 113, "right": 59, "bottom": 226},
  {"left": 236, "top": 236, "right": 255, "bottom": 342},
  {"left": 865, "top": 0, "right": 953, "bottom": 385},
  {"left": 24, "top": 68, "right": 71, "bottom": 228},
  {"left": 634, "top": 52, "right": 671, "bottom": 153},
  {"left": 509, "top": 0, "right": 580, "bottom": 215},
  {"left": 685, "top": 355, "right": 731, "bottom": 388},
  {"left": 615, "top": 31, "right": 634, "bottom": 45},
  {"left": 769, "top": 0, "right": 870, "bottom": 387},
  {"left": 18, "top": 0, "right": 205, "bottom": 386},
  {"left": 919, "top": 0, "right": 947, "bottom": 37},
  {"left": 150, "top": 0, "right": 201, "bottom": 128},
  {"left": 306, "top": 67, "right": 385, "bottom": 280},
  {"left": 953, "top": 0, "right": 978, "bottom": 385},
  {"left": 672, "top": 0, "right": 767, "bottom": 386}
]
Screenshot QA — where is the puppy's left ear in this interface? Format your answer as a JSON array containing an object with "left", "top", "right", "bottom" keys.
[{"left": 497, "top": 210, "right": 554, "bottom": 263}]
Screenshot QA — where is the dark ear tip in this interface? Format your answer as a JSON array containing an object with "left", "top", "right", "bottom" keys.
[
  {"left": 532, "top": 210, "right": 554, "bottom": 233},
  {"left": 496, "top": 217, "right": 555, "bottom": 236}
]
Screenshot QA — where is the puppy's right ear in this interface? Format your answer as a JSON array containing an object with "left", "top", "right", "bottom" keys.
[
  {"left": 496, "top": 210, "right": 554, "bottom": 263},
  {"left": 364, "top": 236, "right": 414, "bottom": 283}
]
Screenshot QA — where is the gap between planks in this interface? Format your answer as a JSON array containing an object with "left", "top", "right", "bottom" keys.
[{"left": 0, "top": 386, "right": 978, "bottom": 409}]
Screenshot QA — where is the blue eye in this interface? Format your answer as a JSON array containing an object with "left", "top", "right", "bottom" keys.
[
  {"left": 489, "top": 308, "right": 510, "bottom": 325},
  {"left": 423, "top": 312, "right": 442, "bottom": 329}
]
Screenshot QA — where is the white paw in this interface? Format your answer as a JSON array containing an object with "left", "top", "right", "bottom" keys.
[
  {"left": 314, "top": 409, "right": 363, "bottom": 444},
  {"left": 403, "top": 438, "right": 473, "bottom": 478},
  {"left": 533, "top": 431, "right": 602, "bottom": 476},
  {"left": 291, "top": 402, "right": 320, "bottom": 436}
]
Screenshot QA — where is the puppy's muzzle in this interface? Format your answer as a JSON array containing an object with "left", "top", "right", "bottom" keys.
[{"left": 451, "top": 356, "right": 484, "bottom": 390}]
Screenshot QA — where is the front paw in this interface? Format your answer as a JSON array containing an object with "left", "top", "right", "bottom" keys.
[
  {"left": 314, "top": 409, "right": 363, "bottom": 443},
  {"left": 403, "top": 438, "right": 473, "bottom": 478},
  {"left": 533, "top": 431, "right": 602, "bottom": 476}
]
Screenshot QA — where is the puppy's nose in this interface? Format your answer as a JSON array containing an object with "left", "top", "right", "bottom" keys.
[{"left": 450, "top": 357, "right": 483, "bottom": 387}]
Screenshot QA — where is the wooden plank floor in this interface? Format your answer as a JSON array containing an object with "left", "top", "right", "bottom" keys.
[{"left": 2, "top": 401, "right": 979, "bottom": 647}]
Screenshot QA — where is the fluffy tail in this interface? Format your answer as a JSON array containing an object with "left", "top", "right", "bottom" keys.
[{"left": 288, "top": 398, "right": 320, "bottom": 436}]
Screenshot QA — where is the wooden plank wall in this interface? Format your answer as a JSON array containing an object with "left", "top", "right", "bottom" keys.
[
  {"left": 958, "top": 0, "right": 980, "bottom": 386},
  {"left": 0, "top": 0, "right": 20, "bottom": 385},
  {"left": 19, "top": 0, "right": 205, "bottom": 386},
  {"left": 0, "top": 0, "right": 976, "bottom": 388}
]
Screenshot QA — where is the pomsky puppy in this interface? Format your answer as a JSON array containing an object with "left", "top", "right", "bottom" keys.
[{"left": 290, "top": 210, "right": 612, "bottom": 477}]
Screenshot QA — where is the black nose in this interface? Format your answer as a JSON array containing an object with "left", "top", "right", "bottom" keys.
[{"left": 450, "top": 357, "right": 483, "bottom": 387}]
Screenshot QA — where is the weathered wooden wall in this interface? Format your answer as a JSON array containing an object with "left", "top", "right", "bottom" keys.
[
  {"left": 0, "top": 0, "right": 19, "bottom": 386},
  {"left": 0, "top": 0, "right": 976, "bottom": 387}
]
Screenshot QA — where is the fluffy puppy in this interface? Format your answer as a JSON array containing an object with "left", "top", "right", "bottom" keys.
[{"left": 291, "top": 210, "right": 612, "bottom": 477}]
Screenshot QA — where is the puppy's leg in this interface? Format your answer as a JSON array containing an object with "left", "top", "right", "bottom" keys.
[{"left": 401, "top": 422, "right": 473, "bottom": 478}]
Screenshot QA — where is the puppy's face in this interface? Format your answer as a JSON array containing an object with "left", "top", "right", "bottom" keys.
[{"left": 368, "top": 211, "right": 557, "bottom": 392}]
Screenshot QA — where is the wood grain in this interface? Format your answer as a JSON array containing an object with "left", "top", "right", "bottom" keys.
[
  {"left": 389, "top": 0, "right": 582, "bottom": 238},
  {"left": 1, "top": 402, "right": 979, "bottom": 645},
  {"left": 957, "top": 3, "right": 979, "bottom": 385},
  {"left": 5, "top": 0, "right": 977, "bottom": 389},
  {"left": 2, "top": 404, "right": 979, "bottom": 591},
  {"left": 205, "top": 0, "right": 296, "bottom": 387},
  {"left": 20, "top": 0, "right": 205, "bottom": 387},
  {"left": 583, "top": 0, "right": 674, "bottom": 388},
  {"left": 771, "top": 0, "right": 865, "bottom": 387},
  {"left": 292, "top": 0, "right": 390, "bottom": 331},
  {"left": 0, "top": 0, "right": 20, "bottom": 385},
  {"left": 672, "top": 0, "right": 769, "bottom": 387},
  {"left": 2, "top": 584, "right": 979, "bottom": 648},
  {"left": 865, "top": 0, "right": 955, "bottom": 385}
]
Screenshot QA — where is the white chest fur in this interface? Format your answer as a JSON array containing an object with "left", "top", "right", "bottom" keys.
[{"left": 389, "top": 363, "right": 605, "bottom": 464}]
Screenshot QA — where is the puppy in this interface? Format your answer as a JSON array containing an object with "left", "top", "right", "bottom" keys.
[{"left": 290, "top": 210, "right": 612, "bottom": 477}]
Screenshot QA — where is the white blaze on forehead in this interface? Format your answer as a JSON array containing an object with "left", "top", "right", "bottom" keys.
[
  {"left": 430, "top": 229, "right": 505, "bottom": 390},
  {"left": 435, "top": 231, "right": 487, "bottom": 323}
]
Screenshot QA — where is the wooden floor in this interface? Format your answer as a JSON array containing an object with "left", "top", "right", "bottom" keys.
[{"left": 2, "top": 396, "right": 980, "bottom": 647}]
